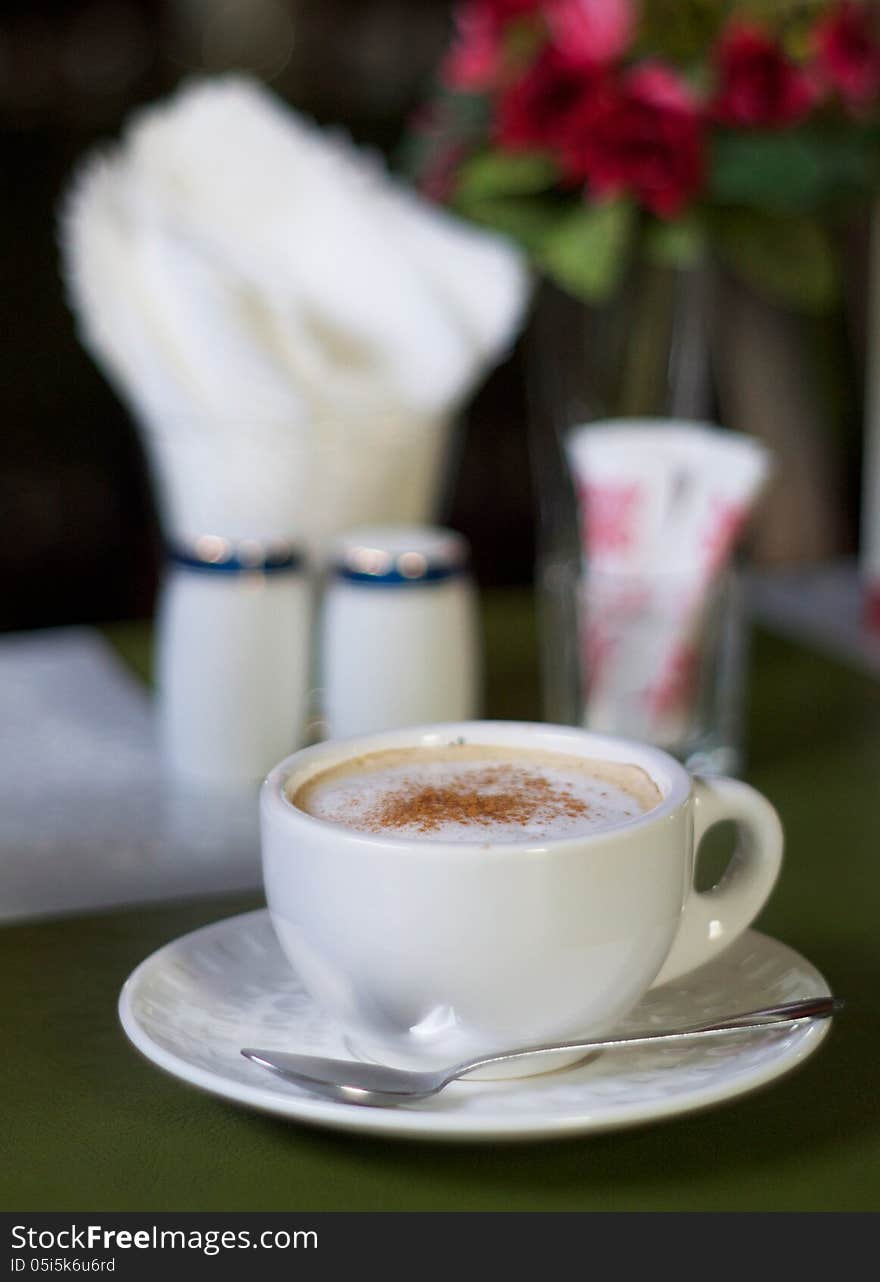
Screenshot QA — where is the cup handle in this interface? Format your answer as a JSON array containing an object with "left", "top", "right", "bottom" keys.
[{"left": 652, "top": 776, "right": 784, "bottom": 987}]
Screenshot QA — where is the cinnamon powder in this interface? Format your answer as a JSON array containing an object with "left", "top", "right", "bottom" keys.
[{"left": 356, "top": 765, "right": 591, "bottom": 835}]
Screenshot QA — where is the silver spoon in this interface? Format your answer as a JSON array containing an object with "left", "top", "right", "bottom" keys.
[{"left": 241, "top": 995, "right": 840, "bottom": 1107}]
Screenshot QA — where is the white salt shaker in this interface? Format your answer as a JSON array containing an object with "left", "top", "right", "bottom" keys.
[
  {"left": 156, "top": 536, "right": 312, "bottom": 791},
  {"left": 321, "top": 525, "right": 480, "bottom": 738}
]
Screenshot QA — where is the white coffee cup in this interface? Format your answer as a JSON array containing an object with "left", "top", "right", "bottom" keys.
[{"left": 261, "top": 721, "right": 782, "bottom": 1071}]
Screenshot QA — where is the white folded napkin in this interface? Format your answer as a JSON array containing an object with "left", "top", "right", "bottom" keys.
[{"left": 61, "top": 76, "right": 529, "bottom": 548}]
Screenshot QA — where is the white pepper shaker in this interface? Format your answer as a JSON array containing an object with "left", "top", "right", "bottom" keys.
[
  {"left": 156, "top": 536, "right": 312, "bottom": 791},
  {"left": 320, "top": 525, "right": 481, "bottom": 739}
]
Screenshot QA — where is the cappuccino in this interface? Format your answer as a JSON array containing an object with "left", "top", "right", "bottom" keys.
[{"left": 289, "top": 744, "right": 661, "bottom": 843}]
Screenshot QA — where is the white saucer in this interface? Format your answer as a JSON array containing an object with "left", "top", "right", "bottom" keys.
[{"left": 118, "top": 910, "right": 832, "bottom": 1142}]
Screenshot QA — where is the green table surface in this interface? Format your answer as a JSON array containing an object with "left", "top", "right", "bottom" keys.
[{"left": 3, "top": 591, "right": 879, "bottom": 1212}]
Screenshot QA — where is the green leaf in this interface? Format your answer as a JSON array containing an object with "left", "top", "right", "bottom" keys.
[
  {"left": 710, "top": 209, "right": 840, "bottom": 312},
  {"left": 455, "top": 150, "right": 560, "bottom": 204},
  {"left": 502, "top": 13, "right": 546, "bottom": 69},
  {"left": 452, "top": 195, "right": 562, "bottom": 253},
  {"left": 643, "top": 214, "right": 707, "bottom": 269},
  {"left": 443, "top": 91, "right": 492, "bottom": 134},
  {"left": 536, "top": 201, "right": 635, "bottom": 302},
  {"left": 711, "top": 128, "right": 879, "bottom": 215}
]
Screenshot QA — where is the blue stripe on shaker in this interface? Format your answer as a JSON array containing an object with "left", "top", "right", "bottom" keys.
[
  {"left": 333, "top": 561, "right": 467, "bottom": 586},
  {"left": 168, "top": 542, "right": 304, "bottom": 574}
]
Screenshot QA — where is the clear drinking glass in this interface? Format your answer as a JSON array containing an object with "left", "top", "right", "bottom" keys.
[
  {"left": 525, "top": 271, "right": 749, "bottom": 773},
  {"left": 577, "top": 566, "right": 747, "bottom": 776}
]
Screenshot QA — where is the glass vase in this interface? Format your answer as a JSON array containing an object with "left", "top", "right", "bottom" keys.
[{"left": 525, "top": 264, "right": 743, "bottom": 767}]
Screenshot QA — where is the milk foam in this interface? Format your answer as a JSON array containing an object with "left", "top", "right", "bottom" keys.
[{"left": 290, "top": 744, "right": 661, "bottom": 843}]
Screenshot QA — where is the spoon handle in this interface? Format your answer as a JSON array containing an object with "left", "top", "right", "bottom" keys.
[{"left": 451, "top": 996, "right": 842, "bottom": 1080}]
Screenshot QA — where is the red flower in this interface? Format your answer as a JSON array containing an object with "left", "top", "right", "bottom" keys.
[
  {"left": 495, "top": 44, "right": 600, "bottom": 150},
  {"left": 548, "top": 0, "right": 636, "bottom": 68},
  {"left": 564, "top": 63, "right": 704, "bottom": 217},
  {"left": 479, "top": 0, "right": 544, "bottom": 19},
  {"left": 711, "top": 21, "right": 819, "bottom": 127},
  {"left": 815, "top": 2, "right": 880, "bottom": 111},
  {"left": 442, "top": 0, "right": 544, "bottom": 92},
  {"left": 442, "top": 3, "right": 503, "bottom": 91}
]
